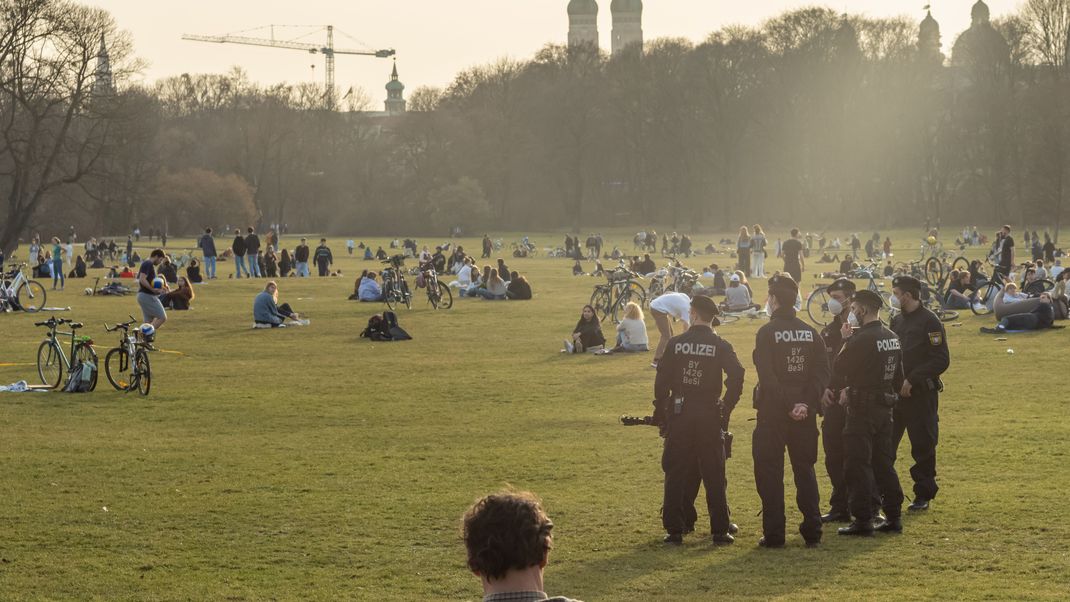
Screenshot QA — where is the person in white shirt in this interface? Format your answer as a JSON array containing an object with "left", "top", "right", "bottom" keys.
[
  {"left": 1050, "top": 260, "right": 1063, "bottom": 280},
  {"left": 1002, "top": 282, "right": 1028, "bottom": 304},
  {"left": 649, "top": 292, "right": 691, "bottom": 367},
  {"left": 610, "top": 302, "right": 649, "bottom": 353},
  {"left": 452, "top": 258, "right": 474, "bottom": 290}
]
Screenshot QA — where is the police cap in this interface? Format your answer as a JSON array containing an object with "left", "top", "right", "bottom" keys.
[
  {"left": 853, "top": 289, "right": 884, "bottom": 311},
  {"left": 892, "top": 275, "right": 922, "bottom": 296},
  {"left": 827, "top": 278, "right": 856, "bottom": 294},
  {"left": 767, "top": 273, "right": 799, "bottom": 297},
  {"left": 690, "top": 295, "right": 720, "bottom": 320}
]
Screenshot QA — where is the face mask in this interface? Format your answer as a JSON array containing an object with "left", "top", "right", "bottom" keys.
[
  {"left": 827, "top": 298, "right": 843, "bottom": 316},
  {"left": 889, "top": 294, "right": 901, "bottom": 310},
  {"left": 765, "top": 301, "right": 773, "bottom": 316},
  {"left": 848, "top": 312, "right": 860, "bottom": 327}
]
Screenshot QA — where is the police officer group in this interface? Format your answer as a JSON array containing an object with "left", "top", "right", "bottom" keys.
[{"left": 653, "top": 273, "right": 949, "bottom": 546}]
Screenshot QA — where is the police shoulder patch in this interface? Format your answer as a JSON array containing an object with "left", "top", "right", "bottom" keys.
[{"left": 928, "top": 331, "right": 943, "bottom": 346}]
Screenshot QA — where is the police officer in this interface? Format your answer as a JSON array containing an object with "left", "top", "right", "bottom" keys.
[
  {"left": 834, "top": 289, "right": 906, "bottom": 536},
  {"left": 752, "top": 274, "right": 829, "bottom": 548},
  {"left": 889, "top": 275, "right": 950, "bottom": 511},
  {"left": 655, "top": 295, "right": 745, "bottom": 545},
  {"left": 818, "top": 278, "right": 856, "bottom": 523}
]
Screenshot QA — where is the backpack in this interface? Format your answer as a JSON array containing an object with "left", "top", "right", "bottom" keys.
[
  {"left": 382, "top": 310, "right": 412, "bottom": 341},
  {"left": 63, "top": 359, "right": 96, "bottom": 393},
  {"left": 360, "top": 314, "right": 392, "bottom": 341}
]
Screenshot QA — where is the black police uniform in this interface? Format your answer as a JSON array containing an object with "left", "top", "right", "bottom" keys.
[
  {"left": 752, "top": 306, "right": 830, "bottom": 544},
  {"left": 834, "top": 319, "right": 905, "bottom": 527},
  {"left": 655, "top": 323, "right": 745, "bottom": 537},
  {"left": 819, "top": 313, "right": 850, "bottom": 517},
  {"left": 890, "top": 302, "right": 950, "bottom": 504}
]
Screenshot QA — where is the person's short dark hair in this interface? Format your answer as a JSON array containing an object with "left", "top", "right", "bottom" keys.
[
  {"left": 1003, "top": 225, "right": 1012, "bottom": 232},
  {"left": 150, "top": 249, "right": 165, "bottom": 259},
  {"left": 768, "top": 273, "right": 798, "bottom": 306},
  {"left": 510, "top": 271, "right": 518, "bottom": 280},
  {"left": 320, "top": 238, "right": 327, "bottom": 243},
  {"left": 892, "top": 275, "right": 922, "bottom": 300},
  {"left": 205, "top": 227, "right": 212, "bottom": 234},
  {"left": 247, "top": 227, "right": 254, "bottom": 233},
  {"left": 690, "top": 295, "right": 720, "bottom": 322},
  {"left": 463, "top": 491, "right": 553, "bottom": 582},
  {"left": 827, "top": 278, "right": 856, "bottom": 295},
  {"left": 853, "top": 289, "right": 883, "bottom": 312}
]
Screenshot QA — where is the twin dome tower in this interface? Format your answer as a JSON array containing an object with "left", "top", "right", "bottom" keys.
[{"left": 568, "top": 0, "right": 644, "bottom": 55}]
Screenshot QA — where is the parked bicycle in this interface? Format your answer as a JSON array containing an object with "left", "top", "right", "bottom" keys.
[
  {"left": 34, "top": 316, "right": 98, "bottom": 390},
  {"left": 102, "top": 316, "right": 152, "bottom": 395},
  {"left": 511, "top": 239, "right": 538, "bottom": 258},
  {"left": 381, "top": 255, "right": 412, "bottom": 310},
  {"left": 419, "top": 263, "right": 453, "bottom": 310},
  {"left": 2, "top": 262, "right": 47, "bottom": 312},
  {"left": 806, "top": 263, "right": 891, "bottom": 326},
  {"left": 970, "top": 263, "right": 1055, "bottom": 316},
  {"left": 590, "top": 267, "right": 647, "bottom": 323}
]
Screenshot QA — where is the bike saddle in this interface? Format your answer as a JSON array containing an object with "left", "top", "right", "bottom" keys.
[{"left": 69, "top": 322, "right": 84, "bottom": 329}]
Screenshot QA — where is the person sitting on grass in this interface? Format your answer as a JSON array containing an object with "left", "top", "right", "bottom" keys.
[
  {"left": 1054, "top": 269, "right": 1070, "bottom": 301},
  {"left": 507, "top": 271, "right": 532, "bottom": 300},
  {"left": 944, "top": 269, "right": 974, "bottom": 310},
  {"left": 722, "top": 273, "right": 756, "bottom": 312},
  {"left": 982, "top": 293, "right": 1057, "bottom": 334},
  {"left": 349, "top": 270, "right": 369, "bottom": 300},
  {"left": 452, "top": 258, "right": 475, "bottom": 291},
  {"left": 186, "top": 258, "right": 203, "bottom": 283},
  {"left": 563, "top": 305, "right": 605, "bottom": 354},
  {"left": 1002, "top": 282, "right": 1028, "bottom": 304},
  {"left": 358, "top": 272, "right": 384, "bottom": 302},
  {"left": 481, "top": 269, "right": 508, "bottom": 300},
  {"left": 254, "top": 281, "right": 307, "bottom": 327},
  {"left": 161, "top": 276, "right": 195, "bottom": 310},
  {"left": 572, "top": 259, "right": 584, "bottom": 276},
  {"left": 463, "top": 491, "right": 580, "bottom": 602},
  {"left": 468, "top": 266, "right": 491, "bottom": 298},
  {"left": 609, "top": 301, "right": 649, "bottom": 353},
  {"left": 159, "top": 256, "right": 178, "bottom": 284}
]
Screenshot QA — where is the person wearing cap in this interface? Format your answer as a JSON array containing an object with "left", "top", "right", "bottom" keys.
[
  {"left": 818, "top": 278, "right": 861, "bottom": 523},
  {"left": 648, "top": 292, "right": 692, "bottom": 368},
  {"left": 722, "top": 272, "right": 755, "bottom": 312},
  {"left": 889, "top": 275, "right": 950, "bottom": 512},
  {"left": 833, "top": 289, "right": 906, "bottom": 536},
  {"left": 654, "top": 295, "right": 745, "bottom": 545},
  {"left": 294, "top": 238, "right": 311, "bottom": 277},
  {"left": 751, "top": 274, "right": 829, "bottom": 548}
]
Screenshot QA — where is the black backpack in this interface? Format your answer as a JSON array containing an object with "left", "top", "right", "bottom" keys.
[
  {"left": 361, "top": 314, "right": 392, "bottom": 341},
  {"left": 382, "top": 310, "right": 412, "bottom": 341}
]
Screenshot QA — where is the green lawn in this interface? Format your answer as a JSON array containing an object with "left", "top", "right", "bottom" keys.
[{"left": 1, "top": 230, "right": 1067, "bottom": 601}]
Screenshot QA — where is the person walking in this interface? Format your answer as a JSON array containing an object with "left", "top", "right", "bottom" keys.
[
  {"left": 294, "top": 238, "right": 311, "bottom": 277},
  {"left": 50, "top": 237, "right": 65, "bottom": 290},
  {"left": 751, "top": 225, "right": 767, "bottom": 278},
  {"left": 781, "top": 228, "right": 805, "bottom": 283},
  {"left": 198, "top": 227, "right": 217, "bottom": 279},
  {"left": 232, "top": 229, "right": 248, "bottom": 278},
  {"left": 314, "top": 238, "right": 334, "bottom": 277}
]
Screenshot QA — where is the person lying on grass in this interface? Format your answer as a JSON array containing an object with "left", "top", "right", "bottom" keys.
[
  {"left": 563, "top": 305, "right": 605, "bottom": 354},
  {"left": 253, "top": 281, "right": 308, "bottom": 328},
  {"left": 981, "top": 293, "right": 1059, "bottom": 334}
]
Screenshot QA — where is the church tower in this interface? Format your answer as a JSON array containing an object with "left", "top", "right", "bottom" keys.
[
  {"left": 92, "top": 33, "right": 114, "bottom": 98},
  {"left": 568, "top": 0, "right": 599, "bottom": 49},
  {"left": 611, "top": 0, "right": 643, "bottom": 55},
  {"left": 918, "top": 10, "right": 943, "bottom": 65},
  {"left": 384, "top": 61, "right": 406, "bottom": 116}
]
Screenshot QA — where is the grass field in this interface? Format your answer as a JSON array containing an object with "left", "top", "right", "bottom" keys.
[{"left": 1, "top": 230, "right": 1068, "bottom": 601}]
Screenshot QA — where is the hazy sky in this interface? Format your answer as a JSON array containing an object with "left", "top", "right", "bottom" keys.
[{"left": 91, "top": 1, "right": 1018, "bottom": 104}]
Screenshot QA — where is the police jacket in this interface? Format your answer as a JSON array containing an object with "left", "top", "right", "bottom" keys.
[
  {"left": 752, "top": 308, "right": 830, "bottom": 417},
  {"left": 821, "top": 314, "right": 847, "bottom": 391},
  {"left": 655, "top": 324, "right": 745, "bottom": 416},
  {"left": 890, "top": 306, "right": 950, "bottom": 393},
  {"left": 833, "top": 320, "right": 904, "bottom": 398}
]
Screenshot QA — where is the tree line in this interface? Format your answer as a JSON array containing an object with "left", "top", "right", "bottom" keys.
[{"left": 3, "top": 0, "right": 1070, "bottom": 254}]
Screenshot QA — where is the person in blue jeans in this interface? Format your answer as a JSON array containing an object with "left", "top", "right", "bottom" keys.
[
  {"left": 50, "top": 237, "right": 65, "bottom": 290},
  {"left": 245, "top": 227, "right": 262, "bottom": 278},
  {"left": 198, "top": 227, "right": 218, "bottom": 279},
  {"left": 232, "top": 229, "right": 248, "bottom": 278}
]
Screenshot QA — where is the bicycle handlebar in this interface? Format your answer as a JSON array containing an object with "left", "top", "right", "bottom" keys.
[
  {"left": 104, "top": 315, "right": 138, "bottom": 332},
  {"left": 33, "top": 317, "right": 70, "bottom": 327}
]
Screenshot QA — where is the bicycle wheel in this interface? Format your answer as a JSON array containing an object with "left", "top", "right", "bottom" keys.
[
  {"left": 75, "top": 344, "right": 99, "bottom": 392},
  {"left": 935, "top": 308, "right": 960, "bottom": 322},
  {"left": 401, "top": 281, "right": 412, "bottom": 310},
  {"left": 435, "top": 282, "right": 453, "bottom": 309},
  {"left": 17, "top": 280, "right": 47, "bottom": 312},
  {"left": 134, "top": 350, "right": 151, "bottom": 396},
  {"left": 924, "top": 257, "right": 944, "bottom": 287},
  {"left": 718, "top": 314, "right": 740, "bottom": 325},
  {"left": 590, "top": 288, "right": 611, "bottom": 322},
  {"left": 951, "top": 256, "right": 970, "bottom": 273},
  {"left": 104, "top": 347, "right": 131, "bottom": 390},
  {"left": 805, "top": 286, "right": 832, "bottom": 327},
  {"left": 627, "top": 281, "right": 647, "bottom": 307},
  {"left": 971, "top": 282, "right": 1001, "bottom": 315},
  {"left": 384, "top": 283, "right": 397, "bottom": 310},
  {"left": 611, "top": 290, "right": 634, "bottom": 323},
  {"left": 1023, "top": 279, "right": 1054, "bottom": 296},
  {"left": 36, "top": 340, "right": 63, "bottom": 389}
]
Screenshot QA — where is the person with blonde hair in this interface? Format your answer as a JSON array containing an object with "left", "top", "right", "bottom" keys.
[
  {"left": 737, "top": 226, "right": 752, "bottom": 276},
  {"left": 607, "top": 302, "right": 649, "bottom": 353},
  {"left": 751, "top": 224, "right": 767, "bottom": 278}
]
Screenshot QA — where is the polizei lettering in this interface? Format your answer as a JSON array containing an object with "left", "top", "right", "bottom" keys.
[
  {"left": 877, "top": 338, "right": 901, "bottom": 352},
  {"left": 774, "top": 330, "right": 814, "bottom": 343},
  {"left": 675, "top": 342, "right": 717, "bottom": 357}
]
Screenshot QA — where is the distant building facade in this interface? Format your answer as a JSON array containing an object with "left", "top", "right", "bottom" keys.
[{"left": 567, "top": 0, "right": 643, "bottom": 55}]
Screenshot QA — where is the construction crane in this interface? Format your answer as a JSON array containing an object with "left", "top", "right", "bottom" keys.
[{"left": 182, "top": 25, "right": 395, "bottom": 108}]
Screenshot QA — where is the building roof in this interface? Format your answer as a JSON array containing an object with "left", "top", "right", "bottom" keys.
[
  {"left": 610, "top": 0, "right": 642, "bottom": 14},
  {"left": 568, "top": 0, "right": 598, "bottom": 16}
]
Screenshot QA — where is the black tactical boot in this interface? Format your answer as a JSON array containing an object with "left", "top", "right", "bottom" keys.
[
  {"left": 908, "top": 497, "right": 930, "bottom": 511},
  {"left": 875, "top": 517, "right": 903, "bottom": 533},
  {"left": 711, "top": 533, "right": 735, "bottom": 545},
  {"left": 757, "top": 536, "right": 785, "bottom": 548},
  {"left": 837, "top": 520, "right": 874, "bottom": 536},
  {"left": 821, "top": 510, "right": 851, "bottom": 523},
  {"left": 663, "top": 533, "right": 683, "bottom": 545}
]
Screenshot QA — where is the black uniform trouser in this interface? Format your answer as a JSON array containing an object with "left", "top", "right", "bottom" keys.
[
  {"left": 844, "top": 402, "right": 904, "bottom": 522},
  {"left": 753, "top": 415, "right": 822, "bottom": 542},
  {"left": 821, "top": 402, "right": 849, "bottom": 514},
  {"left": 662, "top": 405, "right": 730, "bottom": 535},
  {"left": 893, "top": 392, "right": 939, "bottom": 501},
  {"left": 680, "top": 448, "right": 731, "bottom": 530}
]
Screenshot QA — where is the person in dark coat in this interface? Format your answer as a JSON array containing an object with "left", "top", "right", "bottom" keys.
[{"left": 564, "top": 305, "right": 605, "bottom": 353}]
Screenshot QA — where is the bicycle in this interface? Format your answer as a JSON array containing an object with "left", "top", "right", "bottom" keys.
[
  {"left": 1, "top": 263, "right": 47, "bottom": 312},
  {"left": 805, "top": 263, "right": 891, "bottom": 326},
  {"left": 102, "top": 316, "right": 152, "bottom": 395},
  {"left": 511, "top": 240, "right": 538, "bottom": 258},
  {"left": 915, "top": 271, "right": 961, "bottom": 323},
  {"left": 34, "top": 316, "right": 98, "bottom": 390},
  {"left": 970, "top": 264, "right": 1055, "bottom": 316},
  {"left": 419, "top": 263, "right": 453, "bottom": 310},
  {"left": 381, "top": 255, "right": 412, "bottom": 310},
  {"left": 590, "top": 267, "right": 647, "bottom": 323}
]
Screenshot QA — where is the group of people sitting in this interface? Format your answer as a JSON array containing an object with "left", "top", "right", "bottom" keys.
[
  {"left": 448, "top": 258, "right": 533, "bottom": 301},
  {"left": 563, "top": 302, "right": 649, "bottom": 355}
]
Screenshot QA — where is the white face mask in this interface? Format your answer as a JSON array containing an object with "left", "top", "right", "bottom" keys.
[
  {"left": 848, "top": 311, "right": 860, "bottom": 327},
  {"left": 765, "top": 301, "right": 772, "bottom": 316},
  {"left": 827, "top": 298, "right": 844, "bottom": 316}
]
